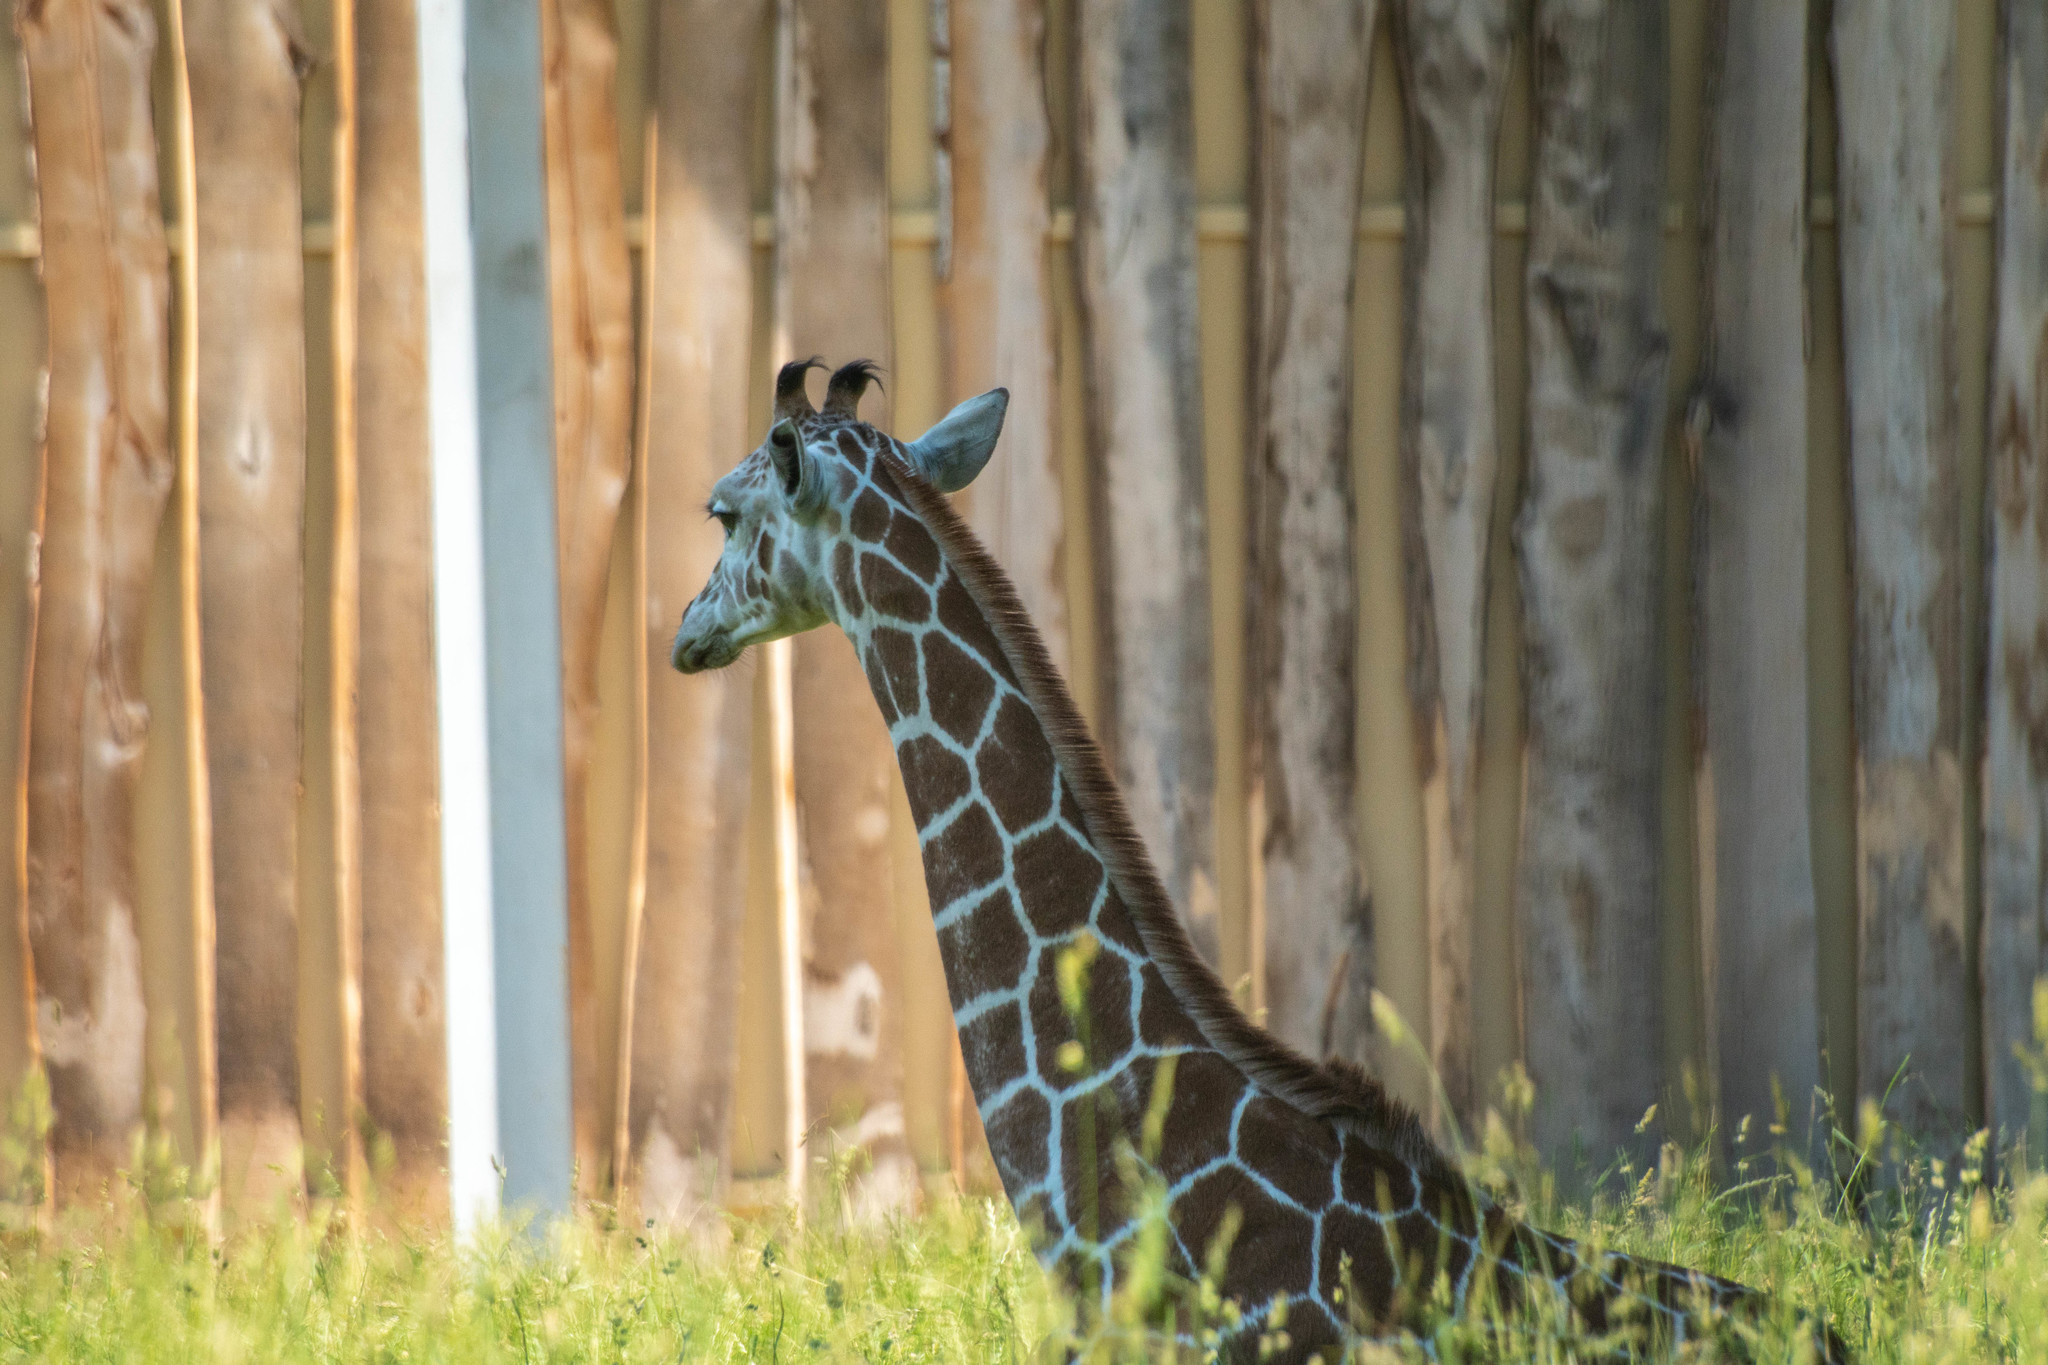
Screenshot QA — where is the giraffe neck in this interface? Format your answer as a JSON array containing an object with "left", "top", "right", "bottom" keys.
[
  {"left": 820, "top": 431, "right": 1443, "bottom": 1171},
  {"left": 825, "top": 443, "right": 1212, "bottom": 1258},
  {"left": 798, "top": 436, "right": 1781, "bottom": 1357}
]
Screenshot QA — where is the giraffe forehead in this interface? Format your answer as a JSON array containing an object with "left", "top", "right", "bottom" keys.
[
  {"left": 721, "top": 417, "right": 916, "bottom": 512},
  {"left": 712, "top": 459, "right": 771, "bottom": 502},
  {"left": 804, "top": 416, "right": 905, "bottom": 479}
]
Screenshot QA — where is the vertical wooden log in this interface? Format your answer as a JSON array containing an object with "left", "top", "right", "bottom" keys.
[
  {"left": 181, "top": 0, "right": 311, "bottom": 1210},
  {"left": 769, "top": 637, "right": 806, "bottom": 1213},
  {"left": 1982, "top": 0, "right": 2048, "bottom": 1150},
  {"left": 0, "top": 13, "right": 43, "bottom": 1212},
  {"left": 1695, "top": 0, "right": 1819, "bottom": 1150},
  {"left": 355, "top": 0, "right": 448, "bottom": 1218},
  {"left": 941, "top": 0, "right": 1069, "bottom": 674},
  {"left": 625, "top": 0, "right": 764, "bottom": 1229},
  {"left": 1391, "top": 0, "right": 1511, "bottom": 1125},
  {"left": 1516, "top": 0, "right": 1670, "bottom": 1166},
  {"left": 1246, "top": 0, "right": 1374, "bottom": 1059},
  {"left": 612, "top": 192, "right": 650, "bottom": 1199},
  {"left": 18, "top": 0, "right": 172, "bottom": 1201},
  {"left": 538, "top": 0, "right": 635, "bottom": 1200},
  {"left": 1074, "top": 0, "right": 1216, "bottom": 961},
  {"left": 773, "top": 0, "right": 915, "bottom": 1215},
  {"left": 328, "top": 0, "right": 366, "bottom": 1205},
  {"left": 945, "top": 1038, "right": 969, "bottom": 1184},
  {"left": 933, "top": 0, "right": 1056, "bottom": 1191},
  {"left": 1832, "top": 0, "right": 1969, "bottom": 1144},
  {"left": 167, "top": 0, "right": 221, "bottom": 1218}
]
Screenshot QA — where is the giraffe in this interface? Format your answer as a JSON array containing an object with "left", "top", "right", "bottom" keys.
[{"left": 671, "top": 358, "right": 1848, "bottom": 1362}]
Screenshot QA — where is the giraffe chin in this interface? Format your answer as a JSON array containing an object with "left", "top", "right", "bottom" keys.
[{"left": 670, "top": 630, "right": 745, "bottom": 674}]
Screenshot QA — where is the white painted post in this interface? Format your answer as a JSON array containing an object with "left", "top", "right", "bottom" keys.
[
  {"left": 416, "top": 0, "right": 575, "bottom": 1229},
  {"left": 416, "top": 0, "right": 497, "bottom": 1234}
]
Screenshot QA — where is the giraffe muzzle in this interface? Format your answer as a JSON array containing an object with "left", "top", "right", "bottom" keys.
[
  {"left": 671, "top": 627, "right": 743, "bottom": 674},
  {"left": 671, "top": 598, "right": 747, "bottom": 673}
]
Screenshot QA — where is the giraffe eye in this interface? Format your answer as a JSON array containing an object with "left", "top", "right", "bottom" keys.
[{"left": 708, "top": 503, "right": 739, "bottom": 537}]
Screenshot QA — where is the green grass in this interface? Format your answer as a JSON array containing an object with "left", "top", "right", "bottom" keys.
[
  {"left": 0, "top": 1193, "right": 1058, "bottom": 1363},
  {"left": 2, "top": 980, "right": 2044, "bottom": 1363},
  {"left": 0, "top": 1116, "right": 2040, "bottom": 1364}
]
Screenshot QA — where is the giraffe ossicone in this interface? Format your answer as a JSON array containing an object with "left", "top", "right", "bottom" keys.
[{"left": 670, "top": 358, "right": 1848, "bottom": 1362}]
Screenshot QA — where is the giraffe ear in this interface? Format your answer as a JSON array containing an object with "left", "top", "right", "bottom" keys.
[
  {"left": 767, "top": 418, "right": 826, "bottom": 513},
  {"left": 904, "top": 389, "right": 1007, "bottom": 493}
]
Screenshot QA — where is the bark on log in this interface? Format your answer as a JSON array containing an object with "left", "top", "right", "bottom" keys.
[
  {"left": 1516, "top": 0, "right": 1670, "bottom": 1166},
  {"left": 1246, "top": 0, "right": 1375, "bottom": 1062},
  {"left": 625, "top": 0, "right": 764, "bottom": 1229},
  {"left": 181, "top": 0, "right": 311, "bottom": 1209},
  {"left": 774, "top": 0, "right": 915, "bottom": 1216},
  {"left": 1981, "top": 0, "right": 2048, "bottom": 1150},
  {"left": 354, "top": 0, "right": 448, "bottom": 1219},
  {"left": 18, "top": 0, "right": 173, "bottom": 1201},
  {"left": 940, "top": 0, "right": 1069, "bottom": 675},
  {"left": 1694, "top": 0, "right": 1820, "bottom": 1154},
  {"left": 1391, "top": 0, "right": 1511, "bottom": 1126},
  {"left": 1074, "top": 0, "right": 1217, "bottom": 963},
  {"left": 1831, "top": 0, "right": 1969, "bottom": 1145},
  {"left": 539, "top": 0, "right": 635, "bottom": 1201}
]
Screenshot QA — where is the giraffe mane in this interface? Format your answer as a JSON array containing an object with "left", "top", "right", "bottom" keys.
[{"left": 876, "top": 441, "right": 1460, "bottom": 1188}]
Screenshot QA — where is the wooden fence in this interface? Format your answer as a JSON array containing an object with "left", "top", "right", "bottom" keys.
[{"left": 0, "top": 0, "right": 2038, "bottom": 1222}]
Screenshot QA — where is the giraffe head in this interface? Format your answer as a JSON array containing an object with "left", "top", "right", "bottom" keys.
[{"left": 671, "top": 358, "right": 1010, "bottom": 673}]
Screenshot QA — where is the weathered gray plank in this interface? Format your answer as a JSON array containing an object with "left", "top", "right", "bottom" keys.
[
  {"left": 625, "top": 0, "right": 764, "bottom": 1230},
  {"left": 1831, "top": 0, "right": 1969, "bottom": 1145},
  {"left": 1694, "top": 0, "right": 1821, "bottom": 1152},
  {"left": 1074, "top": 0, "right": 1217, "bottom": 963},
  {"left": 1392, "top": 0, "right": 1511, "bottom": 1126},
  {"left": 774, "top": 0, "right": 916, "bottom": 1215},
  {"left": 1247, "top": 0, "right": 1375, "bottom": 1062},
  {"left": 1981, "top": 0, "right": 2048, "bottom": 1151},
  {"left": 1516, "top": 0, "right": 1670, "bottom": 1166},
  {"left": 353, "top": 0, "right": 449, "bottom": 1220},
  {"left": 181, "top": 0, "right": 311, "bottom": 1211}
]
